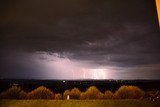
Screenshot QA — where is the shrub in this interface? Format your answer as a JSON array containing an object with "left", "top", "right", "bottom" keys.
[
  {"left": 55, "top": 93, "right": 63, "bottom": 100},
  {"left": 63, "top": 89, "right": 71, "bottom": 99},
  {"left": 0, "top": 86, "right": 27, "bottom": 99},
  {"left": 27, "top": 86, "right": 54, "bottom": 99},
  {"left": 80, "top": 92, "right": 86, "bottom": 99},
  {"left": 104, "top": 90, "right": 114, "bottom": 99},
  {"left": 80, "top": 86, "right": 101, "bottom": 99},
  {"left": 115, "top": 85, "right": 145, "bottom": 99},
  {"left": 97, "top": 92, "right": 105, "bottom": 99},
  {"left": 70, "top": 88, "right": 81, "bottom": 99},
  {"left": 63, "top": 88, "right": 81, "bottom": 99}
]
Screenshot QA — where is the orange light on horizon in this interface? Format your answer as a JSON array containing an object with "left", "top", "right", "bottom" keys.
[{"left": 156, "top": 0, "right": 160, "bottom": 27}]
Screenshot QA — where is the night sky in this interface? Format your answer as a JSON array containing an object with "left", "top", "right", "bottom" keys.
[{"left": 0, "top": 0, "right": 160, "bottom": 80}]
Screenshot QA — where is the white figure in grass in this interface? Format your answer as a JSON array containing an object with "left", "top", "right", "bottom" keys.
[{"left": 67, "top": 95, "right": 70, "bottom": 100}]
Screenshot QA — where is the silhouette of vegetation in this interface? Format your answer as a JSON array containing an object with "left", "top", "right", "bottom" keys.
[
  {"left": 80, "top": 86, "right": 101, "bottom": 99},
  {"left": 0, "top": 86, "right": 27, "bottom": 99},
  {"left": 115, "top": 86, "right": 145, "bottom": 99},
  {"left": 63, "top": 89, "right": 70, "bottom": 99},
  {"left": 63, "top": 88, "right": 81, "bottom": 99},
  {"left": 27, "top": 86, "right": 54, "bottom": 99},
  {"left": 0, "top": 85, "right": 152, "bottom": 100},
  {"left": 104, "top": 90, "right": 114, "bottom": 99},
  {"left": 55, "top": 93, "right": 63, "bottom": 100},
  {"left": 70, "top": 88, "right": 81, "bottom": 99},
  {"left": 97, "top": 92, "right": 105, "bottom": 99}
]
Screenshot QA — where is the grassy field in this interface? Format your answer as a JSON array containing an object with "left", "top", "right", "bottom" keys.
[{"left": 0, "top": 100, "right": 160, "bottom": 107}]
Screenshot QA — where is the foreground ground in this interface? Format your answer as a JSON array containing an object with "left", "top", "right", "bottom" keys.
[{"left": 0, "top": 100, "right": 160, "bottom": 107}]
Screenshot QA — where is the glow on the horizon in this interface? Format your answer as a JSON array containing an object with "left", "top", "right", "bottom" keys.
[
  {"left": 35, "top": 52, "right": 112, "bottom": 79},
  {"left": 156, "top": 0, "right": 160, "bottom": 27},
  {"left": 92, "top": 69, "right": 106, "bottom": 79}
]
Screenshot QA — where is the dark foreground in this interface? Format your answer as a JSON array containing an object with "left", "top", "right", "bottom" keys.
[
  {"left": 1, "top": 79, "right": 160, "bottom": 93},
  {"left": 0, "top": 100, "right": 160, "bottom": 107}
]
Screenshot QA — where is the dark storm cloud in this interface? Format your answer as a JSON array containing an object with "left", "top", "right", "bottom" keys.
[{"left": 0, "top": 0, "right": 160, "bottom": 79}]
